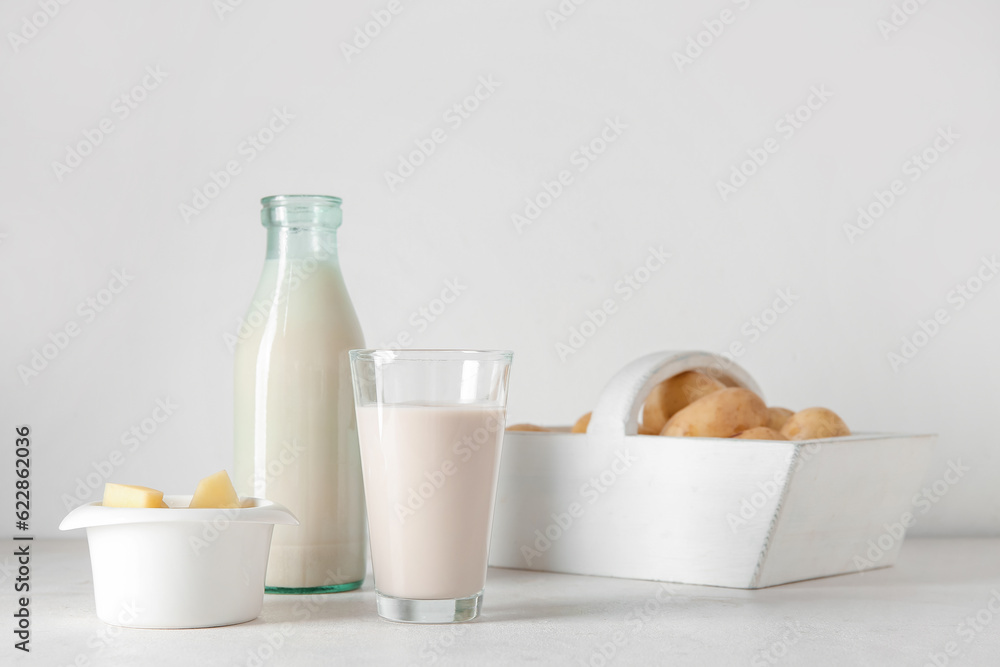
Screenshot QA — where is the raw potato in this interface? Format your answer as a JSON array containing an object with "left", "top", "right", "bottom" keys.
[
  {"left": 661, "top": 387, "right": 768, "bottom": 438},
  {"left": 732, "top": 427, "right": 787, "bottom": 441},
  {"left": 571, "top": 412, "right": 592, "bottom": 434},
  {"left": 766, "top": 407, "right": 795, "bottom": 432},
  {"left": 780, "top": 407, "right": 851, "bottom": 440},
  {"left": 641, "top": 371, "right": 726, "bottom": 434},
  {"left": 637, "top": 423, "right": 660, "bottom": 436},
  {"left": 507, "top": 423, "right": 548, "bottom": 432}
]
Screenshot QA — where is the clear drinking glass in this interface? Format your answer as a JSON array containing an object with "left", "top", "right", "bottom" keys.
[{"left": 348, "top": 349, "right": 513, "bottom": 623}]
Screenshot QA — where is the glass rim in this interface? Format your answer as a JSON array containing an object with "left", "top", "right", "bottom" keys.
[
  {"left": 349, "top": 349, "right": 513, "bottom": 363},
  {"left": 261, "top": 194, "right": 342, "bottom": 208}
]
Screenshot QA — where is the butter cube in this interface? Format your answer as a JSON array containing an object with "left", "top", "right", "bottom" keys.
[
  {"left": 102, "top": 483, "right": 164, "bottom": 508},
  {"left": 189, "top": 470, "right": 241, "bottom": 509}
]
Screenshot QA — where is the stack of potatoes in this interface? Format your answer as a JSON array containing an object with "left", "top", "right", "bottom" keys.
[{"left": 509, "top": 371, "right": 850, "bottom": 441}]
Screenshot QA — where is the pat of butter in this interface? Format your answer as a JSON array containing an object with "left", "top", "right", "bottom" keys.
[
  {"left": 102, "top": 483, "right": 164, "bottom": 508},
  {"left": 189, "top": 470, "right": 241, "bottom": 509}
]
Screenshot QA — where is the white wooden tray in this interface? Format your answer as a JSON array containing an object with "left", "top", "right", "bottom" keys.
[{"left": 489, "top": 351, "right": 935, "bottom": 589}]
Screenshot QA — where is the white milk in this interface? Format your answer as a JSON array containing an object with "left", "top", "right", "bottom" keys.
[
  {"left": 234, "top": 258, "right": 366, "bottom": 589},
  {"left": 356, "top": 404, "right": 505, "bottom": 600}
]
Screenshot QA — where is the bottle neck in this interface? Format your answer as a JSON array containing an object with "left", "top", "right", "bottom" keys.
[{"left": 266, "top": 226, "right": 340, "bottom": 263}]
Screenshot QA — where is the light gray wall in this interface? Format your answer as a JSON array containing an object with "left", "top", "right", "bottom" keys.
[{"left": 2, "top": 0, "right": 998, "bottom": 538}]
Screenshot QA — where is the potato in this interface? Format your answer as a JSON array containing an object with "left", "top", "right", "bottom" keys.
[
  {"left": 571, "top": 412, "right": 592, "bottom": 434},
  {"left": 637, "top": 423, "right": 660, "bottom": 436},
  {"left": 766, "top": 407, "right": 794, "bottom": 432},
  {"left": 661, "top": 387, "right": 768, "bottom": 438},
  {"left": 642, "top": 371, "right": 726, "bottom": 434},
  {"left": 507, "top": 423, "right": 548, "bottom": 432},
  {"left": 732, "top": 426, "right": 787, "bottom": 441},
  {"left": 780, "top": 407, "right": 850, "bottom": 440}
]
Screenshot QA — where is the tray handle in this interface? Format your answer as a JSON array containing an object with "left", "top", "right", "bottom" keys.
[{"left": 587, "top": 350, "right": 764, "bottom": 437}]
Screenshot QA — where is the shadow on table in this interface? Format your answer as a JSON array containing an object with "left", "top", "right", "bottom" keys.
[{"left": 479, "top": 566, "right": 746, "bottom": 623}]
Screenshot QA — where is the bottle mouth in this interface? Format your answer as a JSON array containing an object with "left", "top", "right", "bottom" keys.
[
  {"left": 261, "top": 194, "right": 342, "bottom": 208},
  {"left": 260, "top": 194, "right": 343, "bottom": 228}
]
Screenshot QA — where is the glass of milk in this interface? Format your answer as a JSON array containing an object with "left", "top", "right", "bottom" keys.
[{"left": 349, "top": 349, "right": 513, "bottom": 623}]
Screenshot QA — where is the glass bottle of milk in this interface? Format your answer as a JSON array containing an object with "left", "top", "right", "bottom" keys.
[{"left": 234, "top": 195, "right": 366, "bottom": 593}]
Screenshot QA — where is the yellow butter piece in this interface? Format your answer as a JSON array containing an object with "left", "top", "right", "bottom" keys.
[
  {"left": 189, "top": 470, "right": 241, "bottom": 509},
  {"left": 102, "top": 483, "right": 164, "bottom": 508}
]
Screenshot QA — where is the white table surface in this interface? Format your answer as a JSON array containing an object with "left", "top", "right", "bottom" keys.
[{"left": 8, "top": 538, "right": 1000, "bottom": 666}]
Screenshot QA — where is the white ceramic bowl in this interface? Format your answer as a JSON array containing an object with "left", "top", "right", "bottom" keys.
[{"left": 59, "top": 495, "right": 298, "bottom": 628}]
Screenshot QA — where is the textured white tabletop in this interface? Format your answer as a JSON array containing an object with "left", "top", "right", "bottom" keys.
[{"left": 8, "top": 538, "right": 1000, "bottom": 666}]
